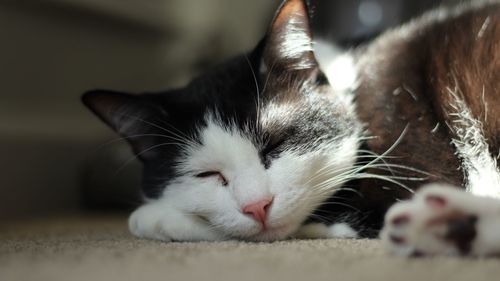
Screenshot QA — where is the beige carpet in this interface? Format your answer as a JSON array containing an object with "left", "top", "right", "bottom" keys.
[{"left": 0, "top": 215, "right": 498, "bottom": 281}]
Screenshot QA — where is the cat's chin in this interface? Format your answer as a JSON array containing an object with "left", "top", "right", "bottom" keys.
[{"left": 244, "top": 224, "right": 297, "bottom": 242}]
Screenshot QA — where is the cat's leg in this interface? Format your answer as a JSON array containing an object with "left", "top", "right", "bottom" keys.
[
  {"left": 294, "top": 223, "right": 359, "bottom": 239},
  {"left": 381, "top": 184, "right": 500, "bottom": 256},
  {"left": 128, "top": 200, "right": 224, "bottom": 242}
]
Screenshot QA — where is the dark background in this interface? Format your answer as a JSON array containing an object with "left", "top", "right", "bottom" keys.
[{"left": 0, "top": 0, "right": 458, "bottom": 220}]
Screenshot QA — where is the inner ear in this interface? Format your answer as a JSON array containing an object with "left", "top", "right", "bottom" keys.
[
  {"left": 82, "top": 90, "right": 161, "bottom": 136},
  {"left": 82, "top": 90, "right": 171, "bottom": 161},
  {"left": 263, "top": 0, "right": 318, "bottom": 72}
]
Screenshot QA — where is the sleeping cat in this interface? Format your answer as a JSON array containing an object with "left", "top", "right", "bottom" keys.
[{"left": 82, "top": 0, "right": 500, "bottom": 256}]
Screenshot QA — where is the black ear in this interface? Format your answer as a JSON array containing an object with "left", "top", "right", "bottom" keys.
[
  {"left": 263, "top": 0, "right": 318, "bottom": 72},
  {"left": 82, "top": 90, "right": 168, "bottom": 160}
]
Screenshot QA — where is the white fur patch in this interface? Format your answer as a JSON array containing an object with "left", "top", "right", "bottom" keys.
[
  {"left": 447, "top": 87, "right": 500, "bottom": 198},
  {"left": 314, "top": 40, "right": 357, "bottom": 113},
  {"left": 315, "top": 41, "right": 357, "bottom": 93}
]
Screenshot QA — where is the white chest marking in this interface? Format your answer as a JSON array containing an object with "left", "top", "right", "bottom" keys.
[{"left": 447, "top": 87, "right": 500, "bottom": 198}]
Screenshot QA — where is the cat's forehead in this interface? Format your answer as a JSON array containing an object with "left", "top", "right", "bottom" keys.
[
  {"left": 178, "top": 54, "right": 357, "bottom": 151},
  {"left": 180, "top": 56, "right": 305, "bottom": 118}
]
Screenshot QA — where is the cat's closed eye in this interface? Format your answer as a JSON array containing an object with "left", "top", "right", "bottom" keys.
[
  {"left": 261, "top": 137, "right": 286, "bottom": 169},
  {"left": 266, "top": 140, "right": 283, "bottom": 154},
  {"left": 196, "top": 171, "right": 228, "bottom": 186}
]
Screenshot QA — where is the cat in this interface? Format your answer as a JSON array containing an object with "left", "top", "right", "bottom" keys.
[{"left": 82, "top": 0, "right": 500, "bottom": 256}]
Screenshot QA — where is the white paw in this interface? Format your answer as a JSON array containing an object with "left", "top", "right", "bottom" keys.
[
  {"left": 381, "top": 184, "right": 500, "bottom": 257},
  {"left": 128, "top": 202, "right": 224, "bottom": 242},
  {"left": 295, "top": 223, "right": 358, "bottom": 239},
  {"left": 128, "top": 207, "right": 172, "bottom": 241}
]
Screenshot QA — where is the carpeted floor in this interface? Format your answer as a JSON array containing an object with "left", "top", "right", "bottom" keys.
[{"left": 0, "top": 215, "right": 498, "bottom": 281}]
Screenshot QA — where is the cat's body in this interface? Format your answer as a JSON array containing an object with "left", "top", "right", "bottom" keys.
[
  {"left": 313, "top": 0, "right": 500, "bottom": 236},
  {"left": 83, "top": 0, "right": 500, "bottom": 256}
]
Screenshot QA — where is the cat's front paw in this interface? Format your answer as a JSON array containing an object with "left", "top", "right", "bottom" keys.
[
  {"left": 128, "top": 202, "right": 224, "bottom": 242},
  {"left": 128, "top": 208, "right": 172, "bottom": 242},
  {"left": 381, "top": 184, "right": 500, "bottom": 257}
]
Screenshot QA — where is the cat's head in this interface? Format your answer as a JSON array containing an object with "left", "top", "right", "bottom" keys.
[{"left": 83, "top": 0, "right": 361, "bottom": 241}]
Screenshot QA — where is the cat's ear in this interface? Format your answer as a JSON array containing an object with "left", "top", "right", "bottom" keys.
[
  {"left": 82, "top": 90, "right": 168, "bottom": 160},
  {"left": 263, "top": 0, "right": 317, "bottom": 72}
]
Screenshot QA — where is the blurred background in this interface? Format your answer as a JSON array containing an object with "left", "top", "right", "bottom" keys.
[{"left": 0, "top": 0, "right": 457, "bottom": 220}]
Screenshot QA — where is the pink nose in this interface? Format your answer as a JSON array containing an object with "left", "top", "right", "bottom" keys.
[{"left": 242, "top": 197, "right": 274, "bottom": 225}]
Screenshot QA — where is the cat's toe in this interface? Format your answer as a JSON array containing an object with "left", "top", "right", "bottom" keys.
[{"left": 380, "top": 200, "right": 421, "bottom": 256}]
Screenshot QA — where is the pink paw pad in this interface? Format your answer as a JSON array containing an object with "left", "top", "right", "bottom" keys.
[{"left": 425, "top": 195, "right": 447, "bottom": 209}]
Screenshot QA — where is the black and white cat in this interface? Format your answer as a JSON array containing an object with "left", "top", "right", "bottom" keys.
[{"left": 83, "top": 0, "right": 500, "bottom": 256}]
